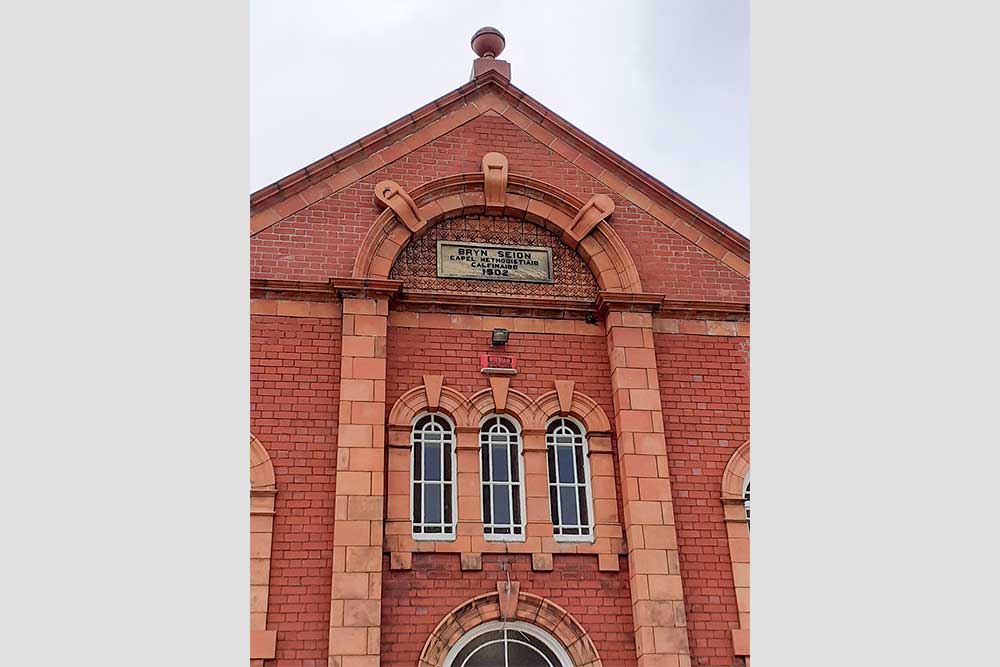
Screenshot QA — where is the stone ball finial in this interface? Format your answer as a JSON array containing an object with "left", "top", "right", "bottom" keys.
[{"left": 471, "top": 27, "right": 505, "bottom": 59}]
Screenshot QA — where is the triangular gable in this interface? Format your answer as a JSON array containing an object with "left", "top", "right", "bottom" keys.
[{"left": 250, "top": 70, "right": 748, "bottom": 278}]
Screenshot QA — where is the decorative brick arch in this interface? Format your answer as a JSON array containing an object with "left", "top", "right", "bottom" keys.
[
  {"left": 388, "top": 383, "right": 475, "bottom": 429},
  {"left": 468, "top": 386, "right": 537, "bottom": 425},
  {"left": 722, "top": 440, "right": 750, "bottom": 501},
  {"left": 418, "top": 590, "right": 603, "bottom": 667},
  {"left": 250, "top": 434, "right": 276, "bottom": 491},
  {"left": 721, "top": 440, "right": 750, "bottom": 661},
  {"left": 534, "top": 388, "right": 612, "bottom": 434},
  {"left": 249, "top": 435, "right": 277, "bottom": 664},
  {"left": 352, "top": 168, "right": 643, "bottom": 293}
]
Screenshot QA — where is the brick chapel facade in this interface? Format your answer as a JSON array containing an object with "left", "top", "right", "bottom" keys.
[{"left": 250, "top": 28, "right": 750, "bottom": 667}]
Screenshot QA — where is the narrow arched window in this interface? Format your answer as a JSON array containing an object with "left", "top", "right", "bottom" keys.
[
  {"left": 743, "top": 475, "right": 750, "bottom": 524},
  {"left": 480, "top": 415, "right": 524, "bottom": 540},
  {"left": 411, "top": 413, "right": 456, "bottom": 539},
  {"left": 546, "top": 417, "right": 593, "bottom": 540}
]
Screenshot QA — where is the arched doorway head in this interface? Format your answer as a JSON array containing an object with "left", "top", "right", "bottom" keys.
[{"left": 419, "top": 590, "right": 602, "bottom": 667}]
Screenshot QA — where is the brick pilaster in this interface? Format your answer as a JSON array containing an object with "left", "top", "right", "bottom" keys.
[
  {"left": 328, "top": 280, "right": 400, "bottom": 667},
  {"left": 603, "top": 295, "right": 692, "bottom": 667}
]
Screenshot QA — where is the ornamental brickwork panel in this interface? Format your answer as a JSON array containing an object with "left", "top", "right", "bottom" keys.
[{"left": 389, "top": 215, "right": 599, "bottom": 300}]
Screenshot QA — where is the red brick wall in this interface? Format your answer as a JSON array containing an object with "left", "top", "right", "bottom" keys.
[
  {"left": 386, "top": 321, "right": 614, "bottom": 417},
  {"left": 380, "top": 553, "right": 637, "bottom": 667},
  {"left": 251, "top": 114, "right": 748, "bottom": 302},
  {"left": 654, "top": 333, "right": 749, "bottom": 667},
  {"left": 251, "top": 314, "right": 343, "bottom": 667}
]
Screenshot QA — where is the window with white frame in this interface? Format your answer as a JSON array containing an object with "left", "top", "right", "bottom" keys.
[
  {"left": 411, "top": 413, "right": 456, "bottom": 539},
  {"left": 545, "top": 417, "right": 594, "bottom": 540},
  {"left": 479, "top": 415, "right": 525, "bottom": 539}
]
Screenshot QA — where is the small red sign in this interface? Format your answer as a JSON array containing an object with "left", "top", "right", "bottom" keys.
[{"left": 480, "top": 353, "right": 517, "bottom": 374}]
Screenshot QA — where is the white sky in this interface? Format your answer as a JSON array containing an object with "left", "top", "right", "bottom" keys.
[{"left": 251, "top": 0, "right": 749, "bottom": 236}]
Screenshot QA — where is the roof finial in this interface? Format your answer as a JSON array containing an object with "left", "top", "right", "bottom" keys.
[
  {"left": 471, "top": 27, "right": 505, "bottom": 58},
  {"left": 470, "top": 27, "right": 511, "bottom": 81}
]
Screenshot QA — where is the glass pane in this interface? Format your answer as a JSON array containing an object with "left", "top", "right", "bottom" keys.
[
  {"left": 506, "top": 642, "right": 549, "bottom": 667},
  {"left": 482, "top": 488, "right": 491, "bottom": 524},
  {"left": 546, "top": 445, "right": 556, "bottom": 483},
  {"left": 491, "top": 444, "right": 509, "bottom": 481},
  {"left": 557, "top": 446, "right": 575, "bottom": 483},
  {"left": 443, "top": 442, "right": 452, "bottom": 480},
  {"left": 513, "top": 630, "right": 561, "bottom": 667},
  {"left": 464, "top": 641, "right": 506, "bottom": 667},
  {"left": 509, "top": 441, "right": 520, "bottom": 482},
  {"left": 444, "top": 483, "right": 453, "bottom": 525},
  {"left": 512, "top": 484, "right": 521, "bottom": 524},
  {"left": 424, "top": 443, "right": 442, "bottom": 481},
  {"left": 578, "top": 486, "right": 589, "bottom": 526},
  {"left": 549, "top": 485, "right": 559, "bottom": 527},
  {"left": 574, "top": 444, "right": 586, "bottom": 484},
  {"left": 481, "top": 441, "right": 491, "bottom": 481},
  {"left": 559, "top": 486, "right": 578, "bottom": 526},
  {"left": 493, "top": 486, "right": 511, "bottom": 525},
  {"left": 413, "top": 442, "right": 422, "bottom": 480},
  {"left": 424, "top": 484, "right": 442, "bottom": 523},
  {"left": 413, "top": 481, "right": 422, "bottom": 522},
  {"left": 452, "top": 631, "right": 503, "bottom": 667}
]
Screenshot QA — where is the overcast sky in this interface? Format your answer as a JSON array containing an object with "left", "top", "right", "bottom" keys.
[{"left": 251, "top": 0, "right": 749, "bottom": 236}]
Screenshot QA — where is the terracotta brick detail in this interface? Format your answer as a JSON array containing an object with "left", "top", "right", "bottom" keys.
[
  {"left": 385, "top": 377, "right": 622, "bottom": 561},
  {"left": 482, "top": 151, "right": 509, "bottom": 209},
  {"left": 249, "top": 434, "right": 277, "bottom": 659},
  {"left": 488, "top": 375, "right": 510, "bottom": 413},
  {"left": 461, "top": 553, "right": 483, "bottom": 571},
  {"left": 351, "top": 169, "right": 642, "bottom": 294},
  {"left": 417, "top": 582, "right": 603, "bottom": 667},
  {"left": 423, "top": 374, "right": 444, "bottom": 411},
  {"left": 531, "top": 553, "right": 554, "bottom": 571},
  {"left": 722, "top": 442, "right": 750, "bottom": 658},
  {"left": 605, "top": 305, "right": 692, "bottom": 666},
  {"left": 329, "top": 295, "right": 391, "bottom": 667}
]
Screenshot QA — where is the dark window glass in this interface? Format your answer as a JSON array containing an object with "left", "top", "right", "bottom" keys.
[
  {"left": 480, "top": 416, "right": 523, "bottom": 537},
  {"left": 545, "top": 418, "right": 592, "bottom": 539},
  {"left": 412, "top": 414, "right": 455, "bottom": 538}
]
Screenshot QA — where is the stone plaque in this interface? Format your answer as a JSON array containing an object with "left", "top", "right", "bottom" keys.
[{"left": 437, "top": 241, "right": 554, "bottom": 283}]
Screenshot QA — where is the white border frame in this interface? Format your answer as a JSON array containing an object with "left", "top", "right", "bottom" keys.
[
  {"left": 443, "top": 620, "right": 572, "bottom": 667},
  {"left": 478, "top": 414, "right": 528, "bottom": 542},
  {"left": 411, "top": 411, "right": 459, "bottom": 542},
  {"left": 545, "top": 416, "right": 596, "bottom": 544}
]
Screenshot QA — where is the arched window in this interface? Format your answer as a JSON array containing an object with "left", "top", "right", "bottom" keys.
[
  {"left": 743, "top": 475, "right": 750, "bottom": 524},
  {"left": 480, "top": 415, "right": 525, "bottom": 540},
  {"left": 545, "top": 417, "right": 593, "bottom": 540},
  {"left": 411, "top": 413, "right": 457, "bottom": 539},
  {"left": 446, "top": 622, "right": 571, "bottom": 667}
]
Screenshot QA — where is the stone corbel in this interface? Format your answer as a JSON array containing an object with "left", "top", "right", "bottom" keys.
[
  {"left": 567, "top": 193, "right": 615, "bottom": 244},
  {"left": 482, "top": 152, "right": 509, "bottom": 210},
  {"left": 374, "top": 180, "right": 426, "bottom": 232}
]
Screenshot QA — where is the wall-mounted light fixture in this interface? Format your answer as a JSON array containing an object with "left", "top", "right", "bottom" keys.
[{"left": 491, "top": 328, "right": 509, "bottom": 346}]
